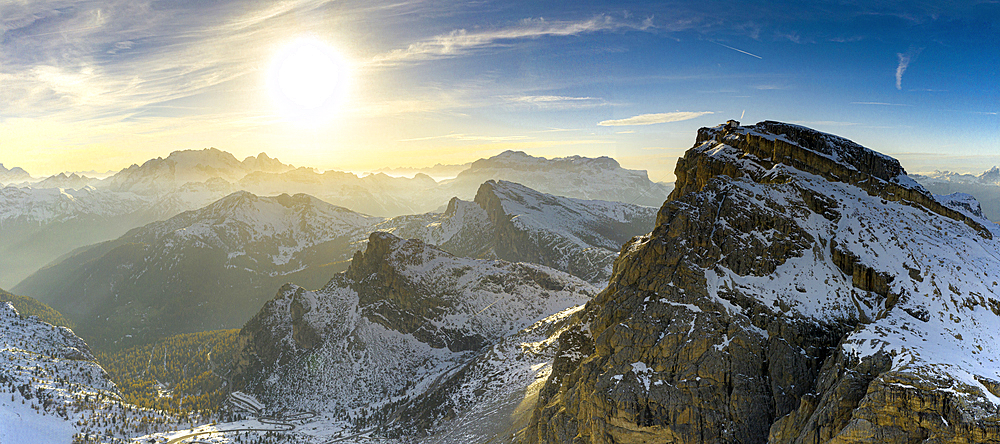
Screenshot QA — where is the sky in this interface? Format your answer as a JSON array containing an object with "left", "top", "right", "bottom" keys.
[{"left": 1, "top": 0, "right": 998, "bottom": 182}]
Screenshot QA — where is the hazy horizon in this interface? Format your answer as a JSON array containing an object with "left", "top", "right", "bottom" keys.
[{"left": 6, "top": 142, "right": 1000, "bottom": 185}]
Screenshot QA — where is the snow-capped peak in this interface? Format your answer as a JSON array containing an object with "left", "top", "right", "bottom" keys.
[
  {"left": 104, "top": 148, "right": 294, "bottom": 194},
  {"left": 148, "top": 191, "right": 379, "bottom": 246}
]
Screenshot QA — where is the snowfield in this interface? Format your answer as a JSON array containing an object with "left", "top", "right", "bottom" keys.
[
  {"left": 689, "top": 123, "right": 1000, "bottom": 410},
  {"left": 0, "top": 302, "right": 208, "bottom": 443}
]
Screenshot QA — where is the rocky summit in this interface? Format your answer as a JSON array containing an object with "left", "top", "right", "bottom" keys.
[
  {"left": 385, "top": 180, "right": 657, "bottom": 285},
  {"left": 522, "top": 121, "right": 1000, "bottom": 444}
]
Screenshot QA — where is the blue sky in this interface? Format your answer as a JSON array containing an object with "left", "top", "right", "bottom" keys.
[{"left": 1, "top": 0, "right": 997, "bottom": 181}]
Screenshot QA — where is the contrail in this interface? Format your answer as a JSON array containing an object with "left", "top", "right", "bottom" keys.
[
  {"left": 740, "top": 109, "right": 746, "bottom": 119},
  {"left": 712, "top": 41, "right": 763, "bottom": 59}
]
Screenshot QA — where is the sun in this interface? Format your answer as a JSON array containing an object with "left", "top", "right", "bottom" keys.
[{"left": 268, "top": 38, "right": 349, "bottom": 120}]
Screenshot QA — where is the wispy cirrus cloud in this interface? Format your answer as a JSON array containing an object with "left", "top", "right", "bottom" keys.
[
  {"left": 506, "top": 95, "right": 598, "bottom": 104},
  {"left": 371, "top": 15, "right": 652, "bottom": 66},
  {"left": 0, "top": 0, "right": 337, "bottom": 123},
  {"left": 598, "top": 111, "right": 713, "bottom": 126},
  {"left": 501, "top": 95, "right": 607, "bottom": 109},
  {"left": 850, "top": 101, "right": 912, "bottom": 106},
  {"left": 896, "top": 47, "right": 922, "bottom": 90}
]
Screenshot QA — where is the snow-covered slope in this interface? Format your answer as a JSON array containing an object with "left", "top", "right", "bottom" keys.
[
  {"left": 0, "top": 149, "right": 292, "bottom": 287},
  {"left": 0, "top": 185, "right": 148, "bottom": 224},
  {"left": 388, "top": 304, "right": 585, "bottom": 443},
  {"left": 523, "top": 121, "right": 1000, "bottom": 444},
  {"left": 139, "top": 304, "right": 586, "bottom": 444},
  {"left": 379, "top": 196, "right": 496, "bottom": 259},
  {"left": 381, "top": 180, "right": 658, "bottom": 284},
  {"left": 227, "top": 232, "right": 596, "bottom": 437},
  {"left": 482, "top": 180, "right": 658, "bottom": 283},
  {"left": 0, "top": 302, "right": 202, "bottom": 443},
  {"left": 0, "top": 148, "right": 295, "bottom": 287},
  {"left": 0, "top": 185, "right": 154, "bottom": 288},
  {"left": 14, "top": 191, "right": 382, "bottom": 349},
  {"left": 139, "top": 191, "right": 378, "bottom": 265}
]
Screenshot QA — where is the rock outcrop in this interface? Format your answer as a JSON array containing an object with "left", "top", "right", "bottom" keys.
[
  {"left": 522, "top": 121, "right": 1000, "bottom": 444},
  {"left": 384, "top": 180, "right": 658, "bottom": 285},
  {"left": 474, "top": 180, "right": 658, "bottom": 284},
  {"left": 227, "top": 232, "right": 596, "bottom": 429}
]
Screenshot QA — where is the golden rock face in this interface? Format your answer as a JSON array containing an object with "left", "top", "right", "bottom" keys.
[{"left": 521, "top": 122, "right": 1000, "bottom": 444}]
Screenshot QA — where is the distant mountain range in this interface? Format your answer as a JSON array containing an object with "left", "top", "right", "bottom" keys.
[
  {"left": 16, "top": 181, "right": 655, "bottom": 350},
  {"left": 914, "top": 167, "right": 1000, "bottom": 186},
  {"left": 912, "top": 167, "right": 1000, "bottom": 222},
  {"left": 0, "top": 149, "right": 669, "bottom": 288},
  {"left": 373, "top": 162, "right": 473, "bottom": 180},
  {"left": 0, "top": 164, "right": 31, "bottom": 184}
]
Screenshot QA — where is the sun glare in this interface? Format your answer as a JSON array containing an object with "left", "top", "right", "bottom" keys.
[{"left": 268, "top": 38, "right": 349, "bottom": 121}]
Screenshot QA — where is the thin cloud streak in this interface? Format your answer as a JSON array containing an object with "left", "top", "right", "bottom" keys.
[
  {"left": 506, "top": 95, "right": 598, "bottom": 103},
  {"left": 850, "top": 101, "right": 912, "bottom": 106},
  {"left": 711, "top": 41, "right": 762, "bottom": 59},
  {"left": 371, "top": 15, "right": 652, "bottom": 66},
  {"left": 896, "top": 47, "right": 922, "bottom": 90},
  {"left": 501, "top": 95, "right": 608, "bottom": 110},
  {"left": 598, "top": 111, "right": 713, "bottom": 126}
]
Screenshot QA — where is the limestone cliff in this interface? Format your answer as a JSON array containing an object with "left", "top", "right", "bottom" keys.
[{"left": 522, "top": 121, "right": 1000, "bottom": 444}]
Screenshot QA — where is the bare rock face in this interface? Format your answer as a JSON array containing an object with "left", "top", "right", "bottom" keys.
[
  {"left": 522, "top": 121, "right": 1000, "bottom": 444},
  {"left": 473, "top": 180, "right": 659, "bottom": 284},
  {"left": 380, "top": 180, "right": 658, "bottom": 286}
]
